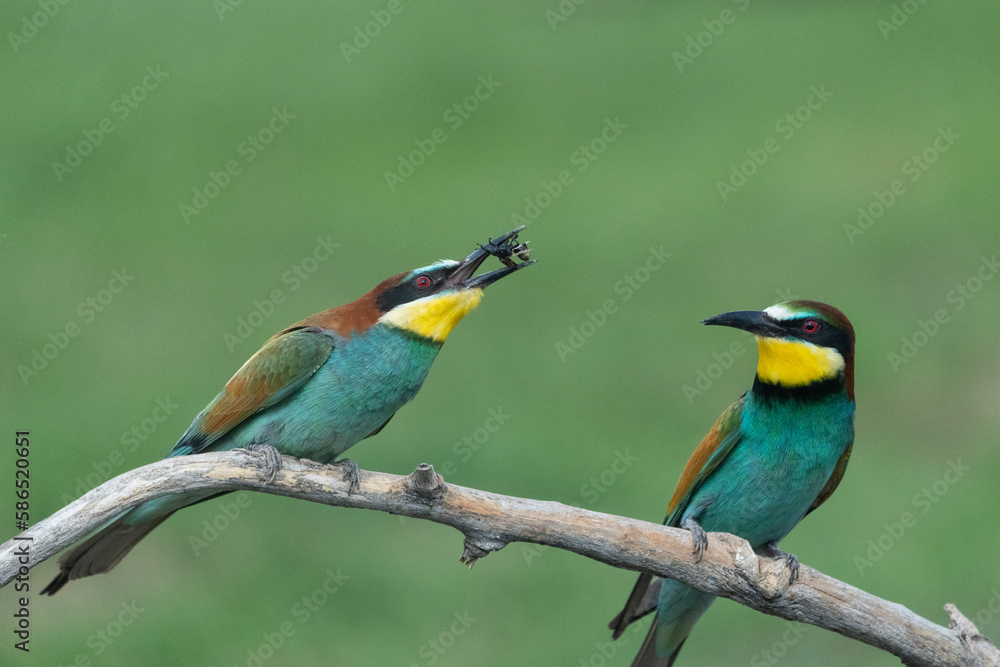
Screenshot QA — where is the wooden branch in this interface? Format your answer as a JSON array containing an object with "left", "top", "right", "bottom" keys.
[{"left": 1, "top": 452, "right": 996, "bottom": 666}]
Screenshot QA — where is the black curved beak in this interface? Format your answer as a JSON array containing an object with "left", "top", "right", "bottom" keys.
[
  {"left": 702, "top": 310, "right": 784, "bottom": 337},
  {"left": 442, "top": 225, "right": 537, "bottom": 290}
]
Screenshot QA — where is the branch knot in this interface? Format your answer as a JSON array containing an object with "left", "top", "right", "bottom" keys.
[
  {"left": 945, "top": 603, "right": 1000, "bottom": 664},
  {"left": 406, "top": 463, "right": 445, "bottom": 500},
  {"left": 459, "top": 534, "right": 509, "bottom": 569}
]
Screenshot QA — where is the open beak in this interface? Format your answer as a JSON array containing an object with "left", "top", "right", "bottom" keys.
[
  {"left": 702, "top": 310, "right": 784, "bottom": 338},
  {"left": 442, "top": 225, "right": 537, "bottom": 290}
]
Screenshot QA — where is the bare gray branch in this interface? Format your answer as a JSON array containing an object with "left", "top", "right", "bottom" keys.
[{"left": 1, "top": 452, "right": 996, "bottom": 666}]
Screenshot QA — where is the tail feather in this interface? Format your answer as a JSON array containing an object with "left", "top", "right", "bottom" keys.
[
  {"left": 631, "top": 618, "right": 672, "bottom": 667},
  {"left": 631, "top": 618, "right": 688, "bottom": 667},
  {"left": 41, "top": 514, "right": 171, "bottom": 595},
  {"left": 610, "top": 573, "right": 663, "bottom": 639},
  {"left": 626, "top": 581, "right": 715, "bottom": 666},
  {"left": 666, "top": 639, "right": 686, "bottom": 667}
]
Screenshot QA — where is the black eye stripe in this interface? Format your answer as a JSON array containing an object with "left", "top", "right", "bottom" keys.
[
  {"left": 783, "top": 317, "right": 852, "bottom": 357},
  {"left": 376, "top": 266, "right": 453, "bottom": 313}
]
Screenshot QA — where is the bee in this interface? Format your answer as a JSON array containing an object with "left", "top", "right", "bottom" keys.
[{"left": 480, "top": 237, "right": 527, "bottom": 268}]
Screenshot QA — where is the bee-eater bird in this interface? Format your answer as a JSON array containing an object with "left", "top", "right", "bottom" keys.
[
  {"left": 42, "top": 230, "right": 535, "bottom": 595},
  {"left": 609, "top": 300, "right": 855, "bottom": 666}
]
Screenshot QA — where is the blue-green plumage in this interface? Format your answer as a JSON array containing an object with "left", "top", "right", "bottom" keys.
[
  {"left": 653, "top": 391, "right": 854, "bottom": 659},
  {"left": 683, "top": 392, "right": 854, "bottom": 547},
  {"left": 612, "top": 300, "right": 857, "bottom": 666},
  {"left": 175, "top": 325, "right": 440, "bottom": 462},
  {"left": 125, "top": 325, "right": 443, "bottom": 525},
  {"left": 43, "top": 236, "right": 535, "bottom": 595}
]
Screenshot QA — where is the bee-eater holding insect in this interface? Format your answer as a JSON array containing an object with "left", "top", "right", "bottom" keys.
[
  {"left": 42, "top": 227, "right": 535, "bottom": 595},
  {"left": 609, "top": 301, "right": 856, "bottom": 666}
]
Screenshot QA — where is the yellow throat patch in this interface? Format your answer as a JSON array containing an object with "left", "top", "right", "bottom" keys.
[
  {"left": 755, "top": 337, "right": 844, "bottom": 387},
  {"left": 379, "top": 289, "right": 483, "bottom": 342}
]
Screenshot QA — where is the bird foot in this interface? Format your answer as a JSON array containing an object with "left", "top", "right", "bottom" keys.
[
  {"left": 239, "top": 443, "right": 283, "bottom": 484},
  {"left": 762, "top": 541, "right": 800, "bottom": 585},
  {"left": 682, "top": 517, "right": 708, "bottom": 562},
  {"left": 331, "top": 458, "right": 360, "bottom": 494}
]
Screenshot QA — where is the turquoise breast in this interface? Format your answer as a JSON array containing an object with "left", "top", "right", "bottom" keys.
[
  {"left": 685, "top": 392, "right": 854, "bottom": 548},
  {"left": 216, "top": 324, "right": 442, "bottom": 462}
]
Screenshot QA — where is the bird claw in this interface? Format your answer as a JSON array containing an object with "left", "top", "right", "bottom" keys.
[
  {"left": 682, "top": 518, "right": 708, "bottom": 562},
  {"left": 239, "top": 443, "right": 283, "bottom": 484},
  {"left": 763, "top": 541, "right": 800, "bottom": 585},
  {"left": 332, "top": 458, "right": 360, "bottom": 494}
]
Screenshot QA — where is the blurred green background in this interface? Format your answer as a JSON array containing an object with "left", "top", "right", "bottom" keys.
[{"left": 3, "top": 1, "right": 999, "bottom": 665}]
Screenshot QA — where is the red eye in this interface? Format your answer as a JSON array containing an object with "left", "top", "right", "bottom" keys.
[
  {"left": 802, "top": 319, "right": 820, "bottom": 334},
  {"left": 415, "top": 275, "right": 432, "bottom": 288}
]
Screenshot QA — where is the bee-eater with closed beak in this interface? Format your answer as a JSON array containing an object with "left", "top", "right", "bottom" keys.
[
  {"left": 42, "top": 229, "right": 535, "bottom": 595},
  {"left": 610, "top": 301, "right": 856, "bottom": 666}
]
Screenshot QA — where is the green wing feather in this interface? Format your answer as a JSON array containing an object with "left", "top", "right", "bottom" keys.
[
  {"left": 664, "top": 397, "right": 745, "bottom": 527},
  {"left": 610, "top": 397, "right": 745, "bottom": 639},
  {"left": 806, "top": 440, "right": 853, "bottom": 515},
  {"left": 169, "top": 326, "right": 336, "bottom": 456}
]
